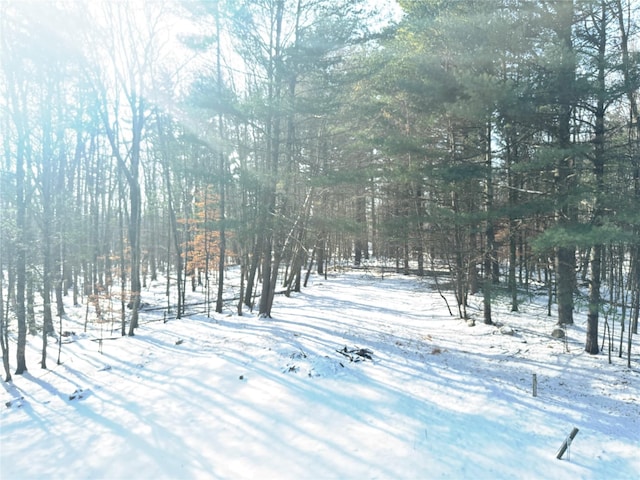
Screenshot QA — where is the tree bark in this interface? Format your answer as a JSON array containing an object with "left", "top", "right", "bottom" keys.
[
  {"left": 258, "top": 0, "right": 285, "bottom": 318},
  {"left": 553, "top": 0, "right": 577, "bottom": 326},
  {"left": 0, "top": 249, "right": 11, "bottom": 382},
  {"left": 14, "top": 117, "right": 27, "bottom": 375},
  {"left": 586, "top": 0, "right": 607, "bottom": 354},
  {"left": 215, "top": 1, "right": 227, "bottom": 315},
  {"left": 483, "top": 120, "right": 494, "bottom": 325}
]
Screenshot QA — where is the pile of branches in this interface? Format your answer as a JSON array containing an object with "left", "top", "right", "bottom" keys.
[{"left": 336, "top": 346, "right": 373, "bottom": 362}]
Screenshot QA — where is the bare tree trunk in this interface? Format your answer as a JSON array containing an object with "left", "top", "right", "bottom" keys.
[
  {"left": 15, "top": 125, "right": 27, "bottom": 375},
  {"left": 118, "top": 184, "right": 127, "bottom": 337},
  {"left": 354, "top": 193, "right": 367, "bottom": 266},
  {"left": 614, "top": 0, "right": 639, "bottom": 336},
  {"left": 26, "top": 271, "right": 36, "bottom": 335},
  {"left": 41, "top": 242, "right": 55, "bottom": 369},
  {"left": 259, "top": 233, "right": 275, "bottom": 317},
  {"left": 586, "top": 0, "right": 607, "bottom": 354},
  {"left": 215, "top": 2, "right": 227, "bottom": 315},
  {"left": 237, "top": 260, "right": 246, "bottom": 316},
  {"left": 244, "top": 241, "right": 260, "bottom": 309},
  {"left": 554, "top": 0, "right": 576, "bottom": 326},
  {"left": 258, "top": 0, "right": 285, "bottom": 318},
  {"left": 0, "top": 250, "right": 11, "bottom": 382},
  {"left": 127, "top": 181, "right": 142, "bottom": 336},
  {"left": 483, "top": 120, "right": 494, "bottom": 325},
  {"left": 161, "top": 141, "right": 183, "bottom": 319}
]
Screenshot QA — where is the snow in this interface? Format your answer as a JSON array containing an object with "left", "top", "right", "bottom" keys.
[{"left": 1, "top": 270, "right": 639, "bottom": 479}]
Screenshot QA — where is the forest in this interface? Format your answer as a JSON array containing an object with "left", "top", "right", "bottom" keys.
[{"left": 0, "top": 0, "right": 639, "bottom": 382}]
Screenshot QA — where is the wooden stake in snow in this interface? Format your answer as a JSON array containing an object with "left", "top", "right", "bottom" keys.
[
  {"left": 556, "top": 427, "right": 579, "bottom": 460},
  {"left": 532, "top": 374, "right": 537, "bottom": 397}
]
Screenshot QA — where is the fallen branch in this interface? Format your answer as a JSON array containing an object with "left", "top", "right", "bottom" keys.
[{"left": 336, "top": 346, "right": 373, "bottom": 362}]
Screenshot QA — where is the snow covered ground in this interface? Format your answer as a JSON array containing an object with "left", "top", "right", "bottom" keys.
[{"left": 1, "top": 269, "right": 638, "bottom": 479}]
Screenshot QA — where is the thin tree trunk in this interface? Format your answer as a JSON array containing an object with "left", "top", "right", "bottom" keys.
[
  {"left": 237, "top": 260, "right": 245, "bottom": 316},
  {"left": 26, "top": 271, "right": 36, "bottom": 335},
  {"left": 127, "top": 181, "right": 142, "bottom": 336},
  {"left": 244, "top": 240, "right": 260, "bottom": 309},
  {"left": 483, "top": 120, "right": 494, "bottom": 325},
  {"left": 615, "top": 0, "right": 639, "bottom": 336},
  {"left": 259, "top": 234, "right": 274, "bottom": 317},
  {"left": 586, "top": 1, "right": 607, "bottom": 354},
  {"left": 41, "top": 245, "right": 54, "bottom": 369},
  {"left": 215, "top": 2, "right": 227, "bottom": 315},
  {"left": 0, "top": 252, "right": 11, "bottom": 382},
  {"left": 162, "top": 149, "right": 183, "bottom": 319},
  {"left": 118, "top": 188, "right": 127, "bottom": 337}
]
